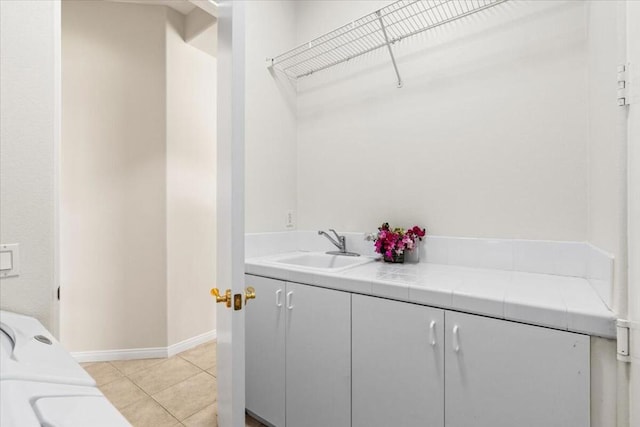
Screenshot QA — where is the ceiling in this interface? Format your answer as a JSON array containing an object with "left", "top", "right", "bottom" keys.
[{"left": 108, "top": 0, "right": 197, "bottom": 16}]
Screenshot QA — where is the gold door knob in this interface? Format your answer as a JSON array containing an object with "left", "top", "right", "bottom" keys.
[
  {"left": 245, "top": 286, "right": 256, "bottom": 305},
  {"left": 211, "top": 288, "right": 232, "bottom": 308}
]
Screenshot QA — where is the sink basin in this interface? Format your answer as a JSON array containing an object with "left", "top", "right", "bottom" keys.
[{"left": 271, "top": 253, "right": 374, "bottom": 272}]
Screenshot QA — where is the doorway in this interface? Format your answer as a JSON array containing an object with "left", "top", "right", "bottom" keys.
[{"left": 59, "top": 1, "right": 226, "bottom": 424}]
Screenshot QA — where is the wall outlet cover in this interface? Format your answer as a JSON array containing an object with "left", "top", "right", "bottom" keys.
[{"left": 285, "top": 210, "right": 295, "bottom": 229}]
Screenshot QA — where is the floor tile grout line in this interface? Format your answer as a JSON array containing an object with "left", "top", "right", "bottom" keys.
[
  {"left": 95, "top": 377, "right": 122, "bottom": 388},
  {"left": 177, "top": 354, "right": 210, "bottom": 372},
  {"left": 158, "top": 398, "right": 211, "bottom": 422},
  {"left": 85, "top": 341, "right": 221, "bottom": 427},
  {"left": 109, "top": 358, "right": 165, "bottom": 377},
  {"left": 139, "top": 368, "right": 203, "bottom": 397},
  {"left": 149, "top": 374, "right": 198, "bottom": 422},
  {"left": 177, "top": 354, "right": 217, "bottom": 372},
  {"left": 145, "top": 366, "right": 216, "bottom": 421},
  {"left": 120, "top": 394, "right": 181, "bottom": 426},
  {"left": 100, "top": 377, "right": 149, "bottom": 413},
  {"left": 106, "top": 360, "right": 123, "bottom": 375},
  {"left": 110, "top": 391, "right": 148, "bottom": 414},
  {"left": 124, "top": 356, "right": 205, "bottom": 396},
  {"left": 147, "top": 393, "right": 184, "bottom": 423},
  {"left": 105, "top": 361, "right": 212, "bottom": 414}
]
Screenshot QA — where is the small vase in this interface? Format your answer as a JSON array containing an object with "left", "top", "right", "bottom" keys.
[
  {"left": 383, "top": 252, "right": 405, "bottom": 264},
  {"left": 404, "top": 245, "right": 420, "bottom": 263}
]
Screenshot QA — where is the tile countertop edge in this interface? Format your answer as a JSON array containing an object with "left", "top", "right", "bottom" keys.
[{"left": 245, "top": 257, "right": 617, "bottom": 339}]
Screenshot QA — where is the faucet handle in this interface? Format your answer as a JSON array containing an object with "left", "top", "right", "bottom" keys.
[
  {"left": 318, "top": 229, "right": 347, "bottom": 253},
  {"left": 329, "top": 229, "right": 347, "bottom": 253},
  {"left": 328, "top": 229, "right": 342, "bottom": 241}
]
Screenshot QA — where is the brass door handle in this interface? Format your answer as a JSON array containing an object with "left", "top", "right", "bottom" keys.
[
  {"left": 211, "top": 288, "right": 231, "bottom": 308},
  {"left": 245, "top": 286, "right": 256, "bottom": 305}
]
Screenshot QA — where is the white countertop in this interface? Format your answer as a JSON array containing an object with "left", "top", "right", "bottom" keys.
[{"left": 246, "top": 252, "right": 616, "bottom": 339}]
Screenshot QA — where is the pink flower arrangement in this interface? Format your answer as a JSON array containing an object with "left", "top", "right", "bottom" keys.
[{"left": 374, "top": 222, "right": 426, "bottom": 262}]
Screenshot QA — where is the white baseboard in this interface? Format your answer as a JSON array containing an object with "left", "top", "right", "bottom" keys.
[
  {"left": 71, "top": 347, "right": 168, "bottom": 363},
  {"left": 71, "top": 329, "right": 216, "bottom": 363},
  {"left": 167, "top": 329, "right": 217, "bottom": 358}
]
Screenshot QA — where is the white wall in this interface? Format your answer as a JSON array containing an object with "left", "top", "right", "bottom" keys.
[
  {"left": 166, "top": 9, "right": 217, "bottom": 346},
  {"left": 295, "top": 1, "right": 588, "bottom": 241},
  {"left": 61, "top": 0, "right": 217, "bottom": 352},
  {"left": 244, "top": 1, "right": 297, "bottom": 233},
  {"left": 586, "top": 0, "right": 628, "bottom": 318},
  {"left": 61, "top": 0, "right": 168, "bottom": 351},
  {"left": 0, "top": 0, "right": 60, "bottom": 332},
  {"left": 247, "top": 2, "right": 621, "bottom": 426}
]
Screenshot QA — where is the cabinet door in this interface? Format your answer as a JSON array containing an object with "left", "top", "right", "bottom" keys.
[
  {"left": 285, "top": 282, "right": 351, "bottom": 427},
  {"left": 445, "top": 311, "right": 590, "bottom": 427},
  {"left": 245, "top": 275, "right": 286, "bottom": 427},
  {"left": 352, "top": 294, "right": 445, "bottom": 427}
]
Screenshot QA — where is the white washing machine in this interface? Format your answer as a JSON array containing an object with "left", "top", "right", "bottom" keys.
[
  {"left": 0, "top": 310, "right": 95, "bottom": 385},
  {"left": 1, "top": 380, "right": 131, "bottom": 427},
  {"left": 0, "top": 310, "right": 131, "bottom": 426}
]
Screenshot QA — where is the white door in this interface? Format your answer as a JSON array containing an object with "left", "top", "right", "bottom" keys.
[
  {"left": 285, "top": 282, "right": 351, "bottom": 427},
  {"left": 444, "top": 311, "right": 590, "bottom": 427},
  {"left": 352, "top": 294, "right": 445, "bottom": 427},
  {"left": 215, "top": 1, "right": 247, "bottom": 426}
]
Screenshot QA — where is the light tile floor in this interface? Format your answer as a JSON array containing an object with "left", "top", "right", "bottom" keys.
[{"left": 82, "top": 341, "right": 265, "bottom": 427}]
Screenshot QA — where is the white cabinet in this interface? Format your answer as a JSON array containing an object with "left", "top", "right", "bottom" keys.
[
  {"left": 285, "top": 282, "right": 351, "bottom": 427},
  {"left": 352, "top": 294, "right": 445, "bottom": 427},
  {"left": 246, "top": 275, "right": 591, "bottom": 427},
  {"left": 444, "top": 311, "right": 590, "bottom": 427},
  {"left": 245, "top": 275, "right": 351, "bottom": 427},
  {"left": 352, "top": 296, "right": 590, "bottom": 427},
  {"left": 245, "top": 275, "right": 285, "bottom": 427}
]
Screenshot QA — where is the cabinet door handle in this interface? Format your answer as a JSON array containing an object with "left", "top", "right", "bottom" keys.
[
  {"left": 429, "top": 320, "right": 436, "bottom": 346},
  {"left": 276, "top": 289, "right": 282, "bottom": 307},
  {"left": 452, "top": 325, "right": 460, "bottom": 352},
  {"left": 286, "top": 291, "right": 293, "bottom": 310}
]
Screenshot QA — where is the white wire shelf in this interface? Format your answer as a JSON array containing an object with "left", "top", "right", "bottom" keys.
[{"left": 268, "top": 0, "right": 508, "bottom": 87}]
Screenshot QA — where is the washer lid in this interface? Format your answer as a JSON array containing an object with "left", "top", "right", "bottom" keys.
[
  {"left": 0, "top": 380, "right": 128, "bottom": 427},
  {"left": 34, "top": 396, "right": 131, "bottom": 427},
  {"left": 0, "top": 310, "right": 95, "bottom": 386}
]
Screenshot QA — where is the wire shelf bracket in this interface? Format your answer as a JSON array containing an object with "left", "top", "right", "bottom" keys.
[
  {"left": 267, "top": 0, "right": 508, "bottom": 88},
  {"left": 376, "top": 10, "right": 403, "bottom": 88}
]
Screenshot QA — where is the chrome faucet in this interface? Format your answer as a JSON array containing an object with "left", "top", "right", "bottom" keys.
[{"left": 317, "top": 229, "right": 360, "bottom": 257}]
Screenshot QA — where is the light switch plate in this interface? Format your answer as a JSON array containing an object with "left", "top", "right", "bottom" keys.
[
  {"left": 0, "top": 244, "right": 20, "bottom": 278},
  {"left": 0, "top": 252, "right": 12, "bottom": 270}
]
